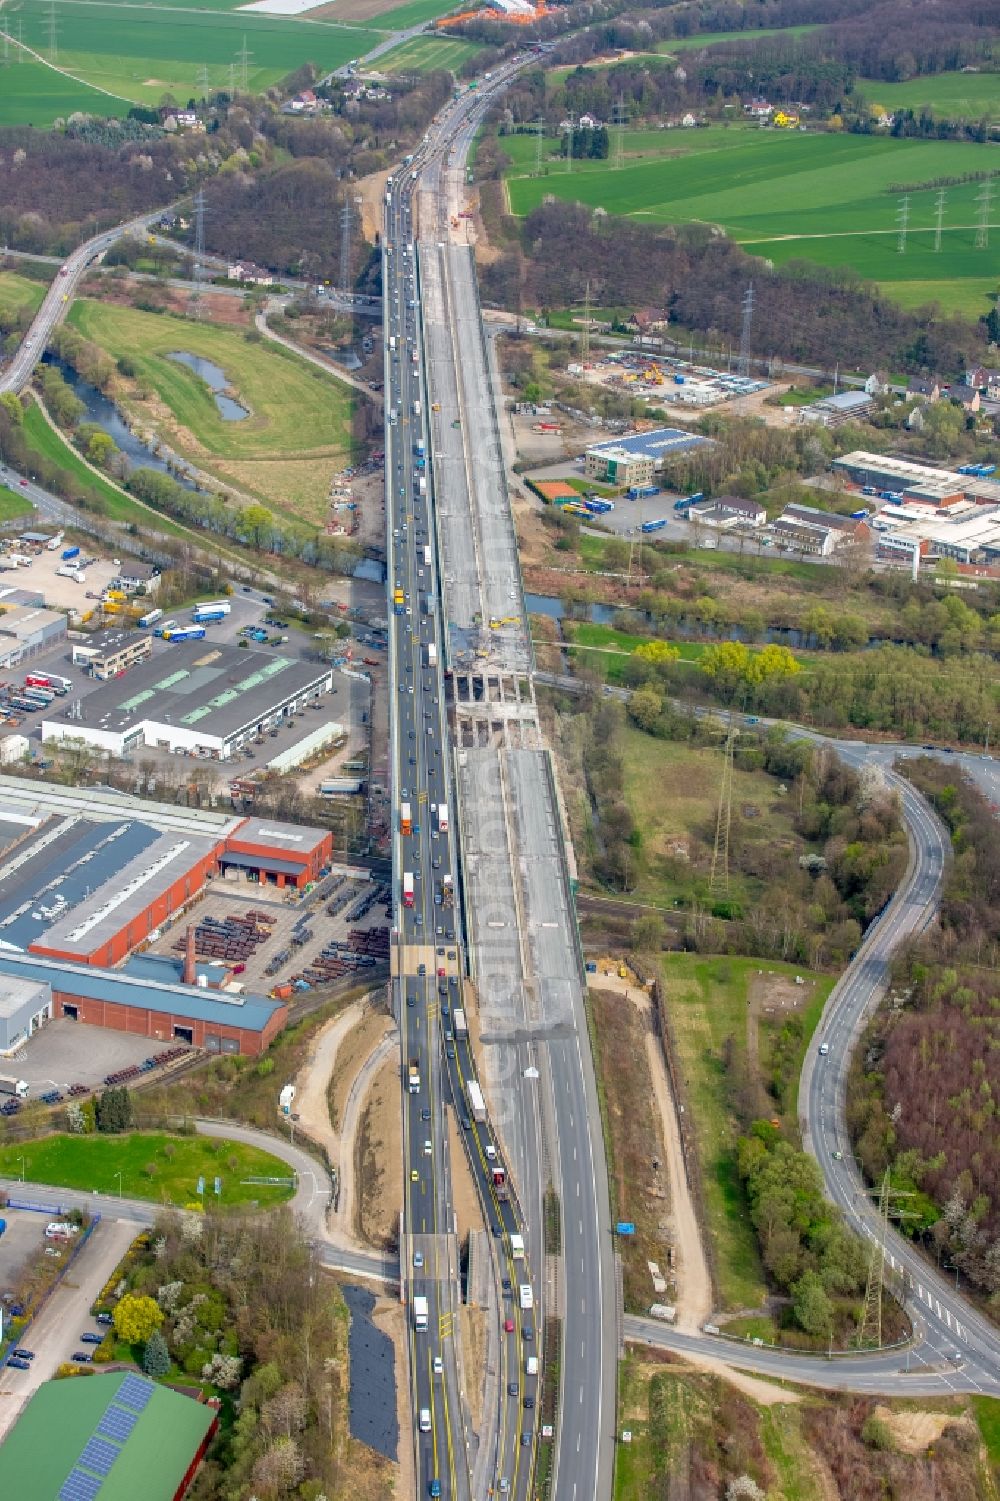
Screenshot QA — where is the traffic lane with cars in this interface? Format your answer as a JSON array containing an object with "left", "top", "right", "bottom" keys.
[{"left": 388, "top": 220, "right": 467, "bottom": 1501}]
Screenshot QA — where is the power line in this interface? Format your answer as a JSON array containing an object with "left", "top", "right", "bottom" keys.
[
  {"left": 237, "top": 35, "right": 251, "bottom": 92},
  {"left": 612, "top": 97, "right": 626, "bottom": 171},
  {"left": 736, "top": 281, "right": 754, "bottom": 379},
  {"left": 534, "top": 117, "right": 543, "bottom": 177},
  {"left": 47, "top": 0, "right": 58, "bottom": 64},
  {"left": 933, "top": 188, "right": 946, "bottom": 253},
  {"left": 709, "top": 716, "right": 735, "bottom": 897},
  {"left": 195, "top": 63, "right": 210, "bottom": 97},
  {"left": 855, "top": 1170, "right": 917, "bottom": 1349},
  {"left": 896, "top": 193, "right": 910, "bottom": 254},
  {"left": 975, "top": 175, "right": 993, "bottom": 250},
  {"left": 582, "top": 277, "right": 590, "bottom": 364},
  {"left": 564, "top": 122, "right": 573, "bottom": 173}
]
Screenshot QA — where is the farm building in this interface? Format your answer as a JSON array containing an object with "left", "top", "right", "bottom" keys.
[
  {"left": 0, "top": 1371, "right": 218, "bottom": 1501},
  {"left": 42, "top": 643, "right": 334, "bottom": 761}
]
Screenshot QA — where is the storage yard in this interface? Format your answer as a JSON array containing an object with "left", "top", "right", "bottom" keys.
[{"left": 576, "top": 350, "right": 770, "bottom": 411}]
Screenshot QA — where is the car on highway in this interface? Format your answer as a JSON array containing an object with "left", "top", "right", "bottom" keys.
[
  {"left": 71, "top": 1351, "right": 93, "bottom": 1363},
  {"left": 423, "top": 1139, "right": 432, "bottom": 1155},
  {"left": 414, "top": 1251, "right": 424, "bottom": 1269},
  {"left": 421, "top": 1108, "right": 431, "bottom": 1121},
  {"left": 12, "top": 1348, "right": 35, "bottom": 1360},
  {"left": 6, "top": 1357, "right": 31, "bottom": 1371},
  {"left": 410, "top": 1169, "right": 419, "bottom": 1182},
  {"left": 523, "top": 1395, "right": 535, "bottom": 1409},
  {"left": 504, "top": 1317, "right": 515, "bottom": 1333},
  {"left": 80, "top": 1332, "right": 102, "bottom": 1344},
  {"left": 429, "top": 1482, "right": 441, "bottom": 1499},
  {"left": 521, "top": 1432, "right": 532, "bottom": 1447},
  {"left": 819, "top": 1042, "right": 830, "bottom": 1055},
  {"left": 507, "top": 1381, "right": 519, "bottom": 1396}
]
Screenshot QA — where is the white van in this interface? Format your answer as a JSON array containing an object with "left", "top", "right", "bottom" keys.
[
  {"left": 519, "top": 1284, "right": 533, "bottom": 1312},
  {"left": 525, "top": 1356, "right": 538, "bottom": 1377},
  {"left": 419, "top": 1408, "right": 431, "bottom": 1433}
]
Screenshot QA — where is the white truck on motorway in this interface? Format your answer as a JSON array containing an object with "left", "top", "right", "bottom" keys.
[
  {"left": 519, "top": 1284, "right": 533, "bottom": 1312},
  {"left": 467, "top": 1079, "right": 487, "bottom": 1124},
  {"left": 427, "top": 642, "right": 438, "bottom": 668},
  {"left": 453, "top": 1007, "right": 467, "bottom": 1038},
  {"left": 510, "top": 1233, "right": 525, "bottom": 1260},
  {"left": 413, "top": 1295, "right": 429, "bottom": 1331},
  {"left": 423, "top": 545, "right": 432, "bottom": 567}
]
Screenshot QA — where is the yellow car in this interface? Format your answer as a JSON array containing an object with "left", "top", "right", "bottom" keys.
[{"left": 410, "top": 1168, "right": 419, "bottom": 1182}]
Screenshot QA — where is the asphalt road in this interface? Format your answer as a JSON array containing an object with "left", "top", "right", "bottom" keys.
[
  {"left": 0, "top": 210, "right": 166, "bottom": 396},
  {"left": 538, "top": 670, "right": 1000, "bottom": 1395},
  {"left": 383, "top": 64, "right": 554, "bottom": 1501}
]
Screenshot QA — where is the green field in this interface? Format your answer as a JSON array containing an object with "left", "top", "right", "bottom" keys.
[
  {"left": 0, "top": 486, "right": 36, "bottom": 522},
  {"left": 69, "top": 299, "right": 354, "bottom": 519},
  {"left": 9, "top": 3, "right": 381, "bottom": 106},
  {"left": 0, "top": 56, "right": 129, "bottom": 125},
  {"left": 378, "top": 32, "right": 480, "bottom": 73},
  {"left": 854, "top": 69, "right": 1000, "bottom": 123},
  {"left": 659, "top": 23, "right": 822, "bottom": 53},
  {"left": 22, "top": 401, "right": 189, "bottom": 535},
  {"left": 366, "top": 0, "right": 464, "bottom": 29},
  {"left": 0, "top": 270, "right": 46, "bottom": 319},
  {"left": 505, "top": 126, "right": 1000, "bottom": 316},
  {"left": 655, "top": 953, "right": 833, "bottom": 1310},
  {"left": 0, "top": 1131, "right": 295, "bottom": 1207}
]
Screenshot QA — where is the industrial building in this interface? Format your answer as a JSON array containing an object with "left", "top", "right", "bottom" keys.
[
  {"left": 0, "top": 950, "right": 288, "bottom": 1055},
  {"left": 0, "top": 973, "right": 53, "bottom": 1052},
  {"left": 0, "top": 1371, "right": 217, "bottom": 1501},
  {"left": 769, "top": 517, "right": 836, "bottom": 556},
  {"left": 42, "top": 643, "right": 334, "bottom": 761},
  {"left": 689, "top": 496, "right": 766, "bottom": 529},
  {"left": 832, "top": 451, "right": 1000, "bottom": 506},
  {"left": 0, "top": 604, "right": 67, "bottom": 667},
  {"left": 798, "top": 391, "right": 874, "bottom": 427},
  {"left": 583, "top": 426, "right": 710, "bottom": 487},
  {"left": 873, "top": 503, "right": 1000, "bottom": 566},
  {"left": 72, "top": 627, "right": 153, "bottom": 680},
  {"left": 0, "top": 792, "right": 332, "bottom": 967}
]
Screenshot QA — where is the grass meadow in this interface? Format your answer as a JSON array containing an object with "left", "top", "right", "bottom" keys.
[
  {"left": 7, "top": 2, "right": 381, "bottom": 106},
  {"left": 0, "top": 55, "right": 129, "bottom": 124},
  {"left": 854, "top": 69, "right": 1000, "bottom": 123},
  {"left": 378, "top": 32, "right": 481, "bottom": 73},
  {"left": 0, "top": 1131, "right": 296, "bottom": 1206},
  {"left": 504, "top": 125, "right": 1000, "bottom": 315},
  {"left": 68, "top": 299, "right": 354, "bottom": 520}
]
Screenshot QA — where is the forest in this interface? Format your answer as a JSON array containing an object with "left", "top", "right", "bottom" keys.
[
  {"left": 848, "top": 758, "right": 1000, "bottom": 1298},
  {"left": 478, "top": 200, "right": 988, "bottom": 375},
  {"left": 0, "top": 66, "right": 451, "bottom": 274}
]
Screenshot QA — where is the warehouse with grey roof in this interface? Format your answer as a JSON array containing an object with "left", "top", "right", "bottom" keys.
[{"left": 41, "top": 642, "right": 334, "bottom": 760}]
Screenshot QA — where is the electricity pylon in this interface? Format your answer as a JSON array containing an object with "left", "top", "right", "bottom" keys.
[
  {"left": 709, "top": 716, "right": 736, "bottom": 896},
  {"left": 855, "top": 1169, "right": 917, "bottom": 1348}
]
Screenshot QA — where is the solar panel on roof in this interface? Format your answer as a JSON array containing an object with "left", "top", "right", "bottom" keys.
[
  {"left": 59, "top": 1469, "right": 102, "bottom": 1501},
  {"left": 98, "top": 1404, "right": 139, "bottom": 1441},
  {"left": 117, "top": 1373, "right": 155, "bottom": 1410},
  {"left": 80, "top": 1436, "right": 119, "bottom": 1475}
]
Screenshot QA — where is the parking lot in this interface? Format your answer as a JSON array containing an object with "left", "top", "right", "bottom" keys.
[
  {"left": 0, "top": 1209, "right": 38, "bottom": 1292},
  {"left": 6, "top": 1019, "right": 178, "bottom": 1096},
  {"left": 0, "top": 544, "right": 120, "bottom": 616},
  {"left": 143, "top": 872, "right": 390, "bottom": 994},
  {"left": 0, "top": 590, "right": 372, "bottom": 782},
  {"left": 0, "top": 1216, "right": 138, "bottom": 1441}
]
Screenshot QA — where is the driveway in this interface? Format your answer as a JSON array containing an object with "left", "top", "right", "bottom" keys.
[{"left": 0, "top": 1216, "right": 138, "bottom": 1441}]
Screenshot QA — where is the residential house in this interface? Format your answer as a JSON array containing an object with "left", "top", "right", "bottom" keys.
[
  {"left": 773, "top": 110, "right": 800, "bottom": 128},
  {"left": 743, "top": 98, "right": 773, "bottom": 119},
  {"left": 907, "top": 376, "right": 941, "bottom": 402},
  {"left": 115, "top": 562, "right": 161, "bottom": 596},
  {"left": 227, "top": 262, "right": 274, "bottom": 287},
  {"left": 865, "top": 371, "right": 889, "bottom": 397},
  {"left": 951, "top": 382, "right": 981, "bottom": 414}
]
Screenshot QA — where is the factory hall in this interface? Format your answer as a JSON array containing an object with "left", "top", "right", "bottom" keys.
[{"left": 0, "top": 779, "right": 335, "bottom": 1057}]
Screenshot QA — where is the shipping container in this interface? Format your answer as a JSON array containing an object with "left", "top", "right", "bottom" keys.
[
  {"left": 423, "top": 545, "right": 432, "bottom": 568},
  {"left": 193, "top": 600, "right": 230, "bottom": 616},
  {"left": 138, "top": 608, "right": 163, "bottom": 629},
  {"left": 164, "top": 626, "right": 207, "bottom": 642},
  {"left": 453, "top": 1007, "right": 467, "bottom": 1037},
  {"left": 61, "top": 546, "right": 80, "bottom": 560},
  {"left": 403, "top": 871, "right": 415, "bottom": 908},
  {"left": 413, "top": 1295, "right": 428, "bottom": 1330},
  {"left": 437, "top": 803, "right": 449, "bottom": 834},
  {"left": 641, "top": 518, "right": 667, "bottom": 534},
  {"left": 427, "top": 642, "right": 438, "bottom": 668}
]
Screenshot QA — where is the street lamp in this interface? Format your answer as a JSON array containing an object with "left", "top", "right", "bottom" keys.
[
  {"left": 16, "top": 1155, "right": 24, "bottom": 1182},
  {"left": 114, "top": 1170, "right": 123, "bottom": 1199}
]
